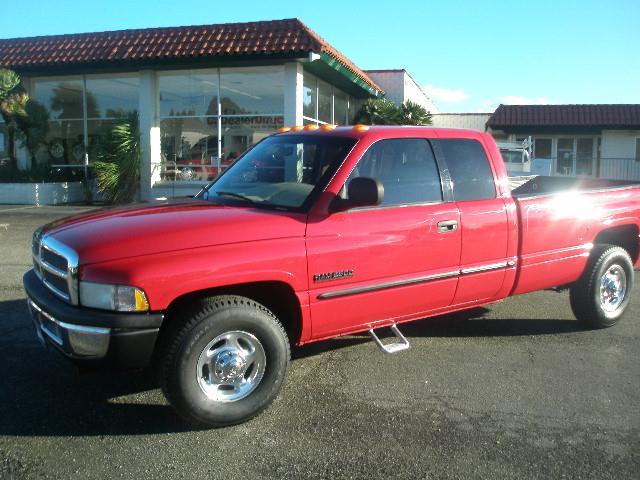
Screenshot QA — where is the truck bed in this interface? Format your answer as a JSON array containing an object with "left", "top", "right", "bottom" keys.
[
  {"left": 511, "top": 175, "right": 640, "bottom": 197},
  {"left": 509, "top": 176, "right": 640, "bottom": 296}
]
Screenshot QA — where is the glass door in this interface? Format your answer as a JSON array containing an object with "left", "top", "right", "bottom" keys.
[
  {"left": 556, "top": 138, "right": 574, "bottom": 176},
  {"left": 576, "top": 138, "right": 595, "bottom": 176}
]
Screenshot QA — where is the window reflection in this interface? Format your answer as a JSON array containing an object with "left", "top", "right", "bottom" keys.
[
  {"left": 32, "top": 78, "right": 84, "bottom": 120},
  {"left": 159, "top": 70, "right": 218, "bottom": 117},
  {"left": 220, "top": 67, "right": 284, "bottom": 114},
  {"left": 85, "top": 75, "right": 139, "bottom": 119},
  {"left": 30, "top": 75, "right": 139, "bottom": 168},
  {"left": 317, "top": 80, "right": 332, "bottom": 123}
]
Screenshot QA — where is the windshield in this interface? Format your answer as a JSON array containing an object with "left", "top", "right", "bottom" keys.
[{"left": 198, "top": 135, "right": 357, "bottom": 210}]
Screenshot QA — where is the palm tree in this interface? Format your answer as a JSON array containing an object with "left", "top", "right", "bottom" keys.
[
  {"left": 93, "top": 111, "right": 141, "bottom": 203},
  {"left": 400, "top": 101, "right": 432, "bottom": 125}
]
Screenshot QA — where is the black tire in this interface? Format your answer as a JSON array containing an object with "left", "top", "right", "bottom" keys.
[
  {"left": 569, "top": 245, "right": 634, "bottom": 328},
  {"left": 159, "top": 295, "right": 290, "bottom": 427}
]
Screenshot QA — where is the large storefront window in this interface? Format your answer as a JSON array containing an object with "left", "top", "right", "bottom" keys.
[
  {"left": 221, "top": 116, "right": 284, "bottom": 159},
  {"left": 317, "top": 80, "right": 332, "bottom": 123},
  {"left": 302, "top": 71, "right": 363, "bottom": 125},
  {"left": 33, "top": 78, "right": 84, "bottom": 120},
  {"left": 334, "top": 91, "right": 348, "bottom": 125},
  {"left": 348, "top": 97, "right": 365, "bottom": 124},
  {"left": 31, "top": 74, "right": 139, "bottom": 169},
  {"left": 0, "top": 121, "right": 9, "bottom": 163},
  {"left": 159, "top": 70, "right": 218, "bottom": 117},
  {"left": 303, "top": 74, "right": 317, "bottom": 119},
  {"left": 220, "top": 67, "right": 284, "bottom": 115},
  {"left": 85, "top": 75, "right": 139, "bottom": 119},
  {"left": 160, "top": 117, "right": 218, "bottom": 181},
  {"left": 159, "top": 67, "right": 285, "bottom": 182}
]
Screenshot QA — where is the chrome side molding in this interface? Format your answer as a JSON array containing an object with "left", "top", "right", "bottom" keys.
[{"left": 317, "top": 260, "right": 517, "bottom": 300}]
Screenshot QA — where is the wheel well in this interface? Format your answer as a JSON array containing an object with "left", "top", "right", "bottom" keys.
[
  {"left": 593, "top": 224, "right": 639, "bottom": 263},
  {"left": 161, "top": 281, "right": 303, "bottom": 346}
]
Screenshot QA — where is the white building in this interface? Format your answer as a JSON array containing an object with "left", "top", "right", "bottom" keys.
[
  {"left": 364, "top": 69, "right": 437, "bottom": 113},
  {"left": 487, "top": 104, "right": 640, "bottom": 180},
  {"left": 431, "top": 113, "right": 492, "bottom": 131}
]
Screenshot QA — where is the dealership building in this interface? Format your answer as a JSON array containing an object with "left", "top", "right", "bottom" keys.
[{"left": 0, "top": 18, "right": 385, "bottom": 201}]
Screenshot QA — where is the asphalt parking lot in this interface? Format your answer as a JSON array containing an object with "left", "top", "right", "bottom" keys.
[{"left": 0, "top": 204, "right": 638, "bottom": 480}]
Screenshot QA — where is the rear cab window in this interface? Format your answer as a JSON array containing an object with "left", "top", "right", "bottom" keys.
[{"left": 437, "top": 139, "right": 496, "bottom": 202}]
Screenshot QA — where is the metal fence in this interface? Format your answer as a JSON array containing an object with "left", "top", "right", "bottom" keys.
[{"left": 599, "top": 157, "right": 640, "bottom": 181}]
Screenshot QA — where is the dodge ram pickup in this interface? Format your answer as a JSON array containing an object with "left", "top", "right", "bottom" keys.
[{"left": 24, "top": 125, "right": 640, "bottom": 427}]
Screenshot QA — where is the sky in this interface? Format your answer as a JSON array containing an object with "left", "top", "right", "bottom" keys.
[{"left": 2, "top": 0, "right": 639, "bottom": 112}]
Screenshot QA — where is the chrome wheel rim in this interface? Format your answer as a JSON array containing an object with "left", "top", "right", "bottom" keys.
[
  {"left": 196, "top": 330, "right": 266, "bottom": 402},
  {"left": 599, "top": 264, "right": 627, "bottom": 313}
]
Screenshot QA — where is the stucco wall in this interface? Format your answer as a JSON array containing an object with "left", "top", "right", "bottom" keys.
[
  {"left": 431, "top": 113, "right": 492, "bottom": 132},
  {"left": 600, "top": 130, "right": 640, "bottom": 180},
  {"left": 601, "top": 130, "right": 640, "bottom": 159},
  {"left": 0, "top": 182, "right": 86, "bottom": 205},
  {"left": 365, "top": 70, "right": 437, "bottom": 112}
]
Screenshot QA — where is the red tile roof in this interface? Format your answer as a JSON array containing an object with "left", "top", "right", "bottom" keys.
[
  {"left": 0, "top": 18, "right": 381, "bottom": 93},
  {"left": 487, "top": 104, "right": 640, "bottom": 129}
]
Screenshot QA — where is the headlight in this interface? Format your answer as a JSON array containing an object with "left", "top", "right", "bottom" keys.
[{"left": 79, "top": 281, "right": 149, "bottom": 312}]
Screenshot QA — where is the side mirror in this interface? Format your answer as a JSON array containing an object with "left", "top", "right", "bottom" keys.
[{"left": 330, "top": 177, "right": 384, "bottom": 212}]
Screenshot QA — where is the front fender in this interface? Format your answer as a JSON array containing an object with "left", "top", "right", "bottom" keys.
[{"left": 80, "top": 237, "right": 308, "bottom": 310}]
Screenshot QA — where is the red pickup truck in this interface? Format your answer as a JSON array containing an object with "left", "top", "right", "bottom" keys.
[{"left": 24, "top": 126, "right": 640, "bottom": 427}]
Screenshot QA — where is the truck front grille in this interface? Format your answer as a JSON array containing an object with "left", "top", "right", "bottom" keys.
[{"left": 32, "top": 231, "right": 79, "bottom": 305}]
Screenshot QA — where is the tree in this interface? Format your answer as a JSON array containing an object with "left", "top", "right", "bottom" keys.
[
  {"left": 19, "top": 100, "right": 50, "bottom": 163},
  {"left": 354, "top": 98, "right": 432, "bottom": 126},
  {"left": 354, "top": 98, "right": 401, "bottom": 125},
  {"left": 399, "top": 100, "right": 432, "bottom": 126}
]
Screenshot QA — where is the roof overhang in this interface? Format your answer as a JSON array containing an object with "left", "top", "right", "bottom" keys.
[{"left": 304, "top": 52, "right": 382, "bottom": 98}]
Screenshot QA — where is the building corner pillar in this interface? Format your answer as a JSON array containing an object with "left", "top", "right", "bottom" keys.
[
  {"left": 284, "top": 62, "right": 304, "bottom": 127},
  {"left": 138, "top": 70, "right": 160, "bottom": 201}
]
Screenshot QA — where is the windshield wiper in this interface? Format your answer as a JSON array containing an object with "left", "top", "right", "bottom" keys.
[{"left": 214, "top": 191, "right": 256, "bottom": 203}]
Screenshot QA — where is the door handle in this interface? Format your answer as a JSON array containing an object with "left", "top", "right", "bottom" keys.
[{"left": 437, "top": 220, "right": 458, "bottom": 233}]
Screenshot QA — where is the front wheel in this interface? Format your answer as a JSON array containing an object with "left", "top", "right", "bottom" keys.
[
  {"left": 159, "top": 296, "right": 290, "bottom": 427},
  {"left": 570, "top": 245, "right": 634, "bottom": 328}
]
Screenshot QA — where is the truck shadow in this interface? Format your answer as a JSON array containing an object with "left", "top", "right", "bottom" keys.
[
  {"left": 0, "top": 299, "right": 189, "bottom": 437},
  {"left": 293, "top": 307, "right": 586, "bottom": 359},
  {"left": 0, "top": 298, "right": 585, "bottom": 437}
]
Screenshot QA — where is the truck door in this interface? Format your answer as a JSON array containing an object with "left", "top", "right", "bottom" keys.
[
  {"left": 306, "top": 138, "right": 461, "bottom": 339},
  {"left": 434, "top": 138, "right": 510, "bottom": 304}
]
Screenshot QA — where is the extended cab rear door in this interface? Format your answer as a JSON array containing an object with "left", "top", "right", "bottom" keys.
[
  {"left": 306, "top": 137, "right": 461, "bottom": 339},
  {"left": 432, "top": 134, "right": 512, "bottom": 305}
]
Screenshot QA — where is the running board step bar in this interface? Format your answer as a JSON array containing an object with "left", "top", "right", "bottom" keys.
[{"left": 369, "top": 324, "right": 410, "bottom": 354}]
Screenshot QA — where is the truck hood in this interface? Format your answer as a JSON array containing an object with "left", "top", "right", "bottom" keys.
[{"left": 41, "top": 198, "right": 307, "bottom": 265}]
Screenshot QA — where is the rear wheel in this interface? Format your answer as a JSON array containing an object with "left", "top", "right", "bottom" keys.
[
  {"left": 159, "top": 295, "right": 290, "bottom": 427},
  {"left": 570, "top": 245, "right": 634, "bottom": 328}
]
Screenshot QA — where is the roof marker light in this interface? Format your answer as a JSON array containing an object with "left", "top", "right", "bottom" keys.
[
  {"left": 353, "top": 124, "right": 370, "bottom": 132},
  {"left": 320, "top": 124, "right": 337, "bottom": 131},
  {"left": 304, "top": 124, "right": 320, "bottom": 130},
  {"left": 291, "top": 125, "right": 304, "bottom": 131},
  {"left": 278, "top": 127, "right": 291, "bottom": 133}
]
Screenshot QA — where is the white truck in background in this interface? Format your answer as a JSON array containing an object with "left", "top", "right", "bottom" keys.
[{"left": 497, "top": 137, "right": 532, "bottom": 176}]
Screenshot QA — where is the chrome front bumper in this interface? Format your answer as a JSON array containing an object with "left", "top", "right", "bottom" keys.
[
  {"left": 27, "top": 298, "right": 111, "bottom": 359},
  {"left": 24, "top": 269, "right": 163, "bottom": 369}
]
